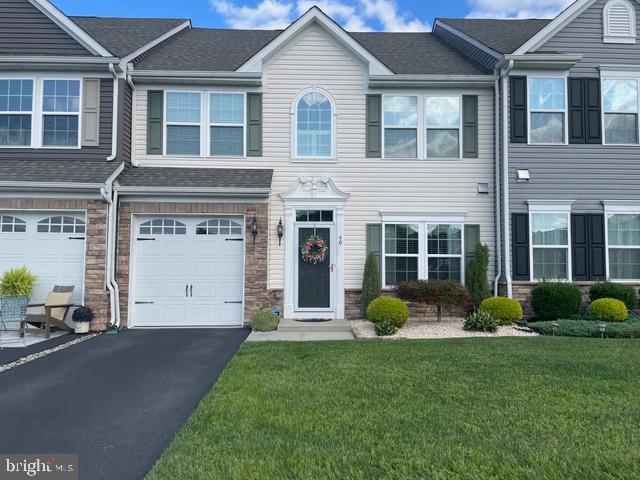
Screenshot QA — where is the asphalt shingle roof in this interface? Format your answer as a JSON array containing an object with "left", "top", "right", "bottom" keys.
[
  {"left": 437, "top": 18, "right": 552, "bottom": 54},
  {"left": 117, "top": 167, "right": 274, "bottom": 190},
  {"left": 0, "top": 159, "right": 121, "bottom": 185},
  {"left": 134, "top": 28, "right": 489, "bottom": 75},
  {"left": 70, "top": 17, "right": 188, "bottom": 58}
]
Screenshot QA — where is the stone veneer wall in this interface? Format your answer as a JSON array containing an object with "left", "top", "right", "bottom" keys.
[
  {"left": 0, "top": 197, "right": 110, "bottom": 330},
  {"left": 346, "top": 289, "right": 467, "bottom": 320},
  {"left": 116, "top": 201, "right": 269, "bottom": 327}
]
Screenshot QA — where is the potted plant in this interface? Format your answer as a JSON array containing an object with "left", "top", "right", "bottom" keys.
[
  {"left": 72, "top": 306, "right": 93, "bottom": 334},
  {"left": 0, "top": 266, "right": 37, "bottom": 314}
]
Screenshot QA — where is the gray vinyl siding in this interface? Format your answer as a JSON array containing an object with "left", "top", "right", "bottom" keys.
[
  {"left": 0, "top": 78, "right": 113, "bottom": 162},
  {"left": 433, "top": 24, "right": 499, "bottom": 71},
  {"left": 118, "top": 79, "right": 133, "bottom": 163},
  {"left": 536, "top": 0, "right": 640, "bottom": 76},
  {"left": 0, "top": 0, "right": 91, "bottom": 56}
]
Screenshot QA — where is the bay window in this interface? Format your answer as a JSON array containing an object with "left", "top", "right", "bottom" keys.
[
  {"left": 607, "top": 213, "right": 640, "bottom": 279},
  {"left": 210, "top": 92, "right": 244, "bottom": 156},
  {"left": 603, "top": 78, "right": 639, "bottom": 144},
  {"left": 529, "top": 77, "right": 566, "bottom": 144},
  {"left": 425, "top": 96, "right": 461, "bottom": 158},
  {"left": 383, "top": 95, "right": 418, "bottom": 158},
  {"left": 0, "top": 79, "right": 33, "bottom": 147},
  {"left": 382, "top": 220, "right": 465, "bottom": 287},
  {"left": 530, "top": 212, "right": 570, "bottom": 280},
  {"left": 165, "top": 91, "right": 201, "bottom": 155}
]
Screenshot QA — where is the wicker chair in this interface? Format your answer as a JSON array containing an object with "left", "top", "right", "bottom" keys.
[
  {"left": 0, "top": 295, "right": 29, "bottom": 344},
  {"left": 20, "top": 286, "right": 75, "bottom": 339}
]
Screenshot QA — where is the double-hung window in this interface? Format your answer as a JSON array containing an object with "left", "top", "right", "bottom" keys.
[
  {"left": 166, "top": 91, "right": 201, "bottom": 155},
  {"left": 607, "top": 213, "right": 640, "bottom": 279},
  {"left": 425, "top": 96, "right": 461, "bottom": 158},
  {"left": 383, "top": 95, "right": 418, "bottom": 158},
  {"left": 384, "top": 224, "right": 420, "bottom": 285},
  {"left": 427, "top": 224, "right": 463, "bottom": 281},
  {"left": 296, "top": 91, "right": 332, "bottom": 158},
  {"left": 210, "top": 93, "right": 244, "bottom": 156},
  {"left": 0, "top": 79, "right": 33, "bottom": 147},
  {"left": 530, "top": 212, "right": 570, "bottom": 280},
  {"left": 529, "top": 77, "right": 566, "bottom": 144},
  {"left": 602, "top": 78, "right": 639, "bottom": 144},
  {"left": 42, "top": 79, "right": 80, "bottom": 147}
]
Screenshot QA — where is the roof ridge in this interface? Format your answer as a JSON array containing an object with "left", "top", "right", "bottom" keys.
[{"left": 70, "top": 16, "right": 188, "bottom": 21}]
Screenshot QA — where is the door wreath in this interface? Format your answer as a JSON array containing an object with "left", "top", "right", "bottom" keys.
[{"left": 300, "top": 235, "right": 328, "bottom": 264}]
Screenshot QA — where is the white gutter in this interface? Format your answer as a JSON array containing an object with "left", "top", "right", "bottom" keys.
[
  {"left": 500, "top": 60, "right": 514, "bottom": 298},
  {"left": 493, "top": 72, "right": 502, "bottom": 296},
  {"left": 0, "top": 55, "right": 118, "bottom": 64},
  {"left": 115, "top": 185, "right": 271, "bottom": 197},
  {"left": 107, "top": 64, "right": 119, "bottom": 161},
  {"left": 127, "top": 74, "right": 139, "bottom": 166},
  {"left": 100, "top": 162, "right": 125, "bottom": 327}
]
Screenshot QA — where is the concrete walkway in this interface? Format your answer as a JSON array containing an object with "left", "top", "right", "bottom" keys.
[{"left": 247, "top": 317, "right": 355, "bottom": 341}]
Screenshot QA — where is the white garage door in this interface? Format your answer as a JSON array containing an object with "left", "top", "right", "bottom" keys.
[
  {"left": 132, "top": 216, "right": 245, "bottom": 327},
  {"left": 0, "top": 212, "right": 86, "bottom": 318}
]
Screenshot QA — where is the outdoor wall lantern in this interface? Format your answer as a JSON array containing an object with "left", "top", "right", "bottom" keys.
[
  {"left": 251, "top": 217, "right": 258, "bottom": 243},
  {"left": 277, "top": 218, "right": 284, "bottom": 246}
]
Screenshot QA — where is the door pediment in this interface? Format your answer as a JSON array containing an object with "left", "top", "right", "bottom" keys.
[{"left": 280, "top": 176, "right": 350, "bottom": 203}]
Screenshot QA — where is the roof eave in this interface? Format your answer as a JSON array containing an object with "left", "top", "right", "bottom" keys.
[
  {"left": 0, "top": 55, "right": 120, "bottom": 72},
  {"left": 129, "top": 70, "right": 263, "bottom": 86},
  {"left": 114, "top": 185, "right": 271, "bottom": 198},
  {"left": 498, "top": 53, "right": 583, "bottom": 71},
  {"left": 369, "top": 74, "right": 495, "bottom": 88},
  {"left": 0, "top": 181, "right": 105, "bottom": 192}
]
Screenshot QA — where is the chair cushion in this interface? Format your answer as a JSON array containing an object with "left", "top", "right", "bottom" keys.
[{"left": 45, "top": 291, "right": 73, "bottom": 322}]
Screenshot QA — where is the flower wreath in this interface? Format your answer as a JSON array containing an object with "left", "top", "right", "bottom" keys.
[{"left": 300, "top": 235, "right": 328, "bottom": 264}]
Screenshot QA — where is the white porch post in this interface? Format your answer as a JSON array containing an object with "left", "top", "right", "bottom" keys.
[
  {"left": 283, "top": 206, "right": 296, "bottom": 318},
  {"left": 335, "top": 205, "right": 346, "bottom": 319}
]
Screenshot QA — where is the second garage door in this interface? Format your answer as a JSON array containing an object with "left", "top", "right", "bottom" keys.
[{"left": 132, "top": 216, "right": 245, "bottom": 327}]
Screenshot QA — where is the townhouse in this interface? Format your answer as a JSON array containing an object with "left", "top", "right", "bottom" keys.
[{"left": 1, "top": 0, "right": 638, "bottom": 329}]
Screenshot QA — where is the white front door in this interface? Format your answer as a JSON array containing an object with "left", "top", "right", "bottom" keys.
[
  {"left": 0, "top": 212, "right": 86, "bottom": 319},
  {"left": 132, "top": 216, "right": 244, "bottom": 327}
]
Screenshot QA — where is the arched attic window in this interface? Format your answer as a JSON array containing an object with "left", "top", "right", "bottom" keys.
[{"left": 604, "top": 0, "right": 637, "bottom": 43}]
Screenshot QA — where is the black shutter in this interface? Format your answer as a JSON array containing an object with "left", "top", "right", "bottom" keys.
[
  {"left": 568, "top": 78, "right": 585, "bottom": 144},
  {"left": 366, "top": 224, "right": 382, "bottom": 279},
  {"left": 147, "top": 90, "right": 163, "bottom": 155},
  {"left": 588, "top": 214, "right": 606, "bottom": 280},
  {"left": 512, "top": 213, "right": 530, "bottom": 280},
  {"left": 585, "top": 78, "right": 602, "bottom": 144},
  {"left": 366, "top": 95, "right": 382, "bottom": 158},
  {"left": 572, "top": 213, "right": 589, "bottom": 280},
  {"left": 462, "top": 95, "right": 478, "bottom": 158},
  {"left": 510, "top": 76, "right": 527, "bottom": 143}
]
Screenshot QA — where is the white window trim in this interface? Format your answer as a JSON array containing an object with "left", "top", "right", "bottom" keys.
[
  {"left": 601, "top": 75, "right": 640, "bottom": 146},
  {"left": 0, "top": 74, "right": 82, "bottom": 150},
  {"left": 208, "top": 91, "right": 247, "bottom": 158},
  {"left": 528, "top": 209, "right": 572, "bottom": 282},
  {"left": 291, "top": 86, "right": 337, "bottom": 162},
  {"left": 603, "top": 0, "right": 637, "bottom": 44},
  {"left": 425, "top": 94, "right": 463, "bottom": 160},
  {"left": 603, "top": 204, "right": 640, "bottom": 281},
  {"left": 527, "top": 75, "right": 568, "bottom": 146},
  {"left": 381, "top": 216, "right": 466, "bottom": 288},
  {"left": 381, "top": 93, "right": 465, "bottom": 160}
]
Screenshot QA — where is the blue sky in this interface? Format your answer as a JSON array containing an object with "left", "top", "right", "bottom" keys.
[{"left": 54, "top": 0, "right": 572, "bottom": 31}]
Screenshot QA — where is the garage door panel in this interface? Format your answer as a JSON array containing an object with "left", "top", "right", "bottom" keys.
[{"left": 193, "top": 261, "right": 218, "bottom": 277}]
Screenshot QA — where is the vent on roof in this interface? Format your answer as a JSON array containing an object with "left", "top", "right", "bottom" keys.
[{"left": 603, "top": 0, "right": 636, "bottom": 43}]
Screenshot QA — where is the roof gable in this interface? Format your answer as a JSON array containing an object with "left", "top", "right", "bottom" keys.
[{"left": 236, "top": 7, "right": 393, "bottom": 75}]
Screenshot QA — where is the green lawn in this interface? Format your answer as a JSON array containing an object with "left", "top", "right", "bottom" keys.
[{"left": 147, "top": 338, "right": 640, "bottom": 480}]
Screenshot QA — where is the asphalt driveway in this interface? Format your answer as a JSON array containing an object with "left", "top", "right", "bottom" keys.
[{"left": 0, "top": 328, "right": 249, "bottom": 479}]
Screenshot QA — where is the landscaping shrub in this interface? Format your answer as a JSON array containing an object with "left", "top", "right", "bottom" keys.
[
  {"left": 361, "top": 252, "right": 381, "bottom": 318},
  {"left": 590, "top": 298, "right": 628, "bottom": 322},
  {"left": 366, "top": 296, "right": 409, "bottom": 329},
  {"left": 531, "top": 282, "right": 582, "bottom": 320},
  {"left": 466, "top": 244, "right": 490, "bottom": 308},
  {"left": 589, "top": 282, "right": 637, "bottom": 311},
  {"left": 374, "top": 319, "right": 398, "bottom": 336},
  {"left": 252, "top": 308, "right": 279, "bottom": 332},
  {"left": 396, "top": 280, "right": 472, "bottom": 322},
  {"left": 463, "top": 310, "right": 497, "bottom": 332},
  {"left": 479, "top": 297, "right": 523, "bottom": 325},
  {"left": 0, "top": 266, "right": 37, "bottom": 297},
  {"left": 528, "top": 318, "right": 640, "bottom": 338}
]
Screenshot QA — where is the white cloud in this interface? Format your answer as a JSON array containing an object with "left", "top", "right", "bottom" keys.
[
  {"left": 465, "top": 0, "right": 573, "bottom": 18},
  {"left": 210, "top": 0, "right": 428, "bottom": 31}
]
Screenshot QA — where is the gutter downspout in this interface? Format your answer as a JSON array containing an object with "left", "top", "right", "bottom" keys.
[
  {"left": 106, "top": 63, "right": 119, "bottom": 161},
  {"left": 493, "top": 72, "right": 502, "bottom": 296},
  {"left": 126, "top": 73, "right": 139, "bottom": 166},
  {"left": 500, "top": 60, "right": 514, "bottom": 298},
  {"left": 100, "top": 162, "right": 125, "bottom": 327}
]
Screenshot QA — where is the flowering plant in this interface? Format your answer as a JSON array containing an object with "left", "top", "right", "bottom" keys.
[{"left": 300, "top": 235, "right": 328, "bottom": 264}]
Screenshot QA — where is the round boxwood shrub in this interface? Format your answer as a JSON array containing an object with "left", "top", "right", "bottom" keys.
[
  {"left": 464, "top": 310, "right": 498, "bottom": 332},
  {"left": 252, "top": 308, "right": 279, "bottom": 332},
  {"left": 589, "top": 282, "right": 637, "bottom": 311},
  {"left": 531, "top": 282, "right": 582, "bottom": 320},
  {"left": 374, "top": 319, "right": 398, "bottom": 336},
  {"left": 590, "top": 298, "right": 628, "bottom": 322},
  {"left": 366, "top": 296, "right": 409, "bottom": 329},
  {"left": 479, "top": 297, "right": 523, "bottom": 325}
]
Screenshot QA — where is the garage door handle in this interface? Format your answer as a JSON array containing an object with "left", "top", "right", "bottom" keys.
[
  {"left": 186, "top": 284, "right": 189, "bottom": 297},
  {"left": 190, "top": 285, "right": 193, "bottom": 297},
  {"left": 224, "top": 301, "right": 242, "bottom": 304},
  {"left": 226, "top": 238, "right": 244, "bottom": 242},
  {"left": 68, "top": 236, "right": 85, "bottom": 240},
  {"left": 135, "top": 301, "right": 154, "bottom": 305},
  {"left": 137, "top": 238, "right": 155, "bottom": 241}
]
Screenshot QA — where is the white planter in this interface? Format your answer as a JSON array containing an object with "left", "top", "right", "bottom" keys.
[{"left": 74, "top": 322, "right": 90, "bottom": 334}]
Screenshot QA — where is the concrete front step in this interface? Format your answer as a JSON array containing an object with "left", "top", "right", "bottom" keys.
[{"left": 277, "top": 318, "right": 352, "bottom": 333}]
